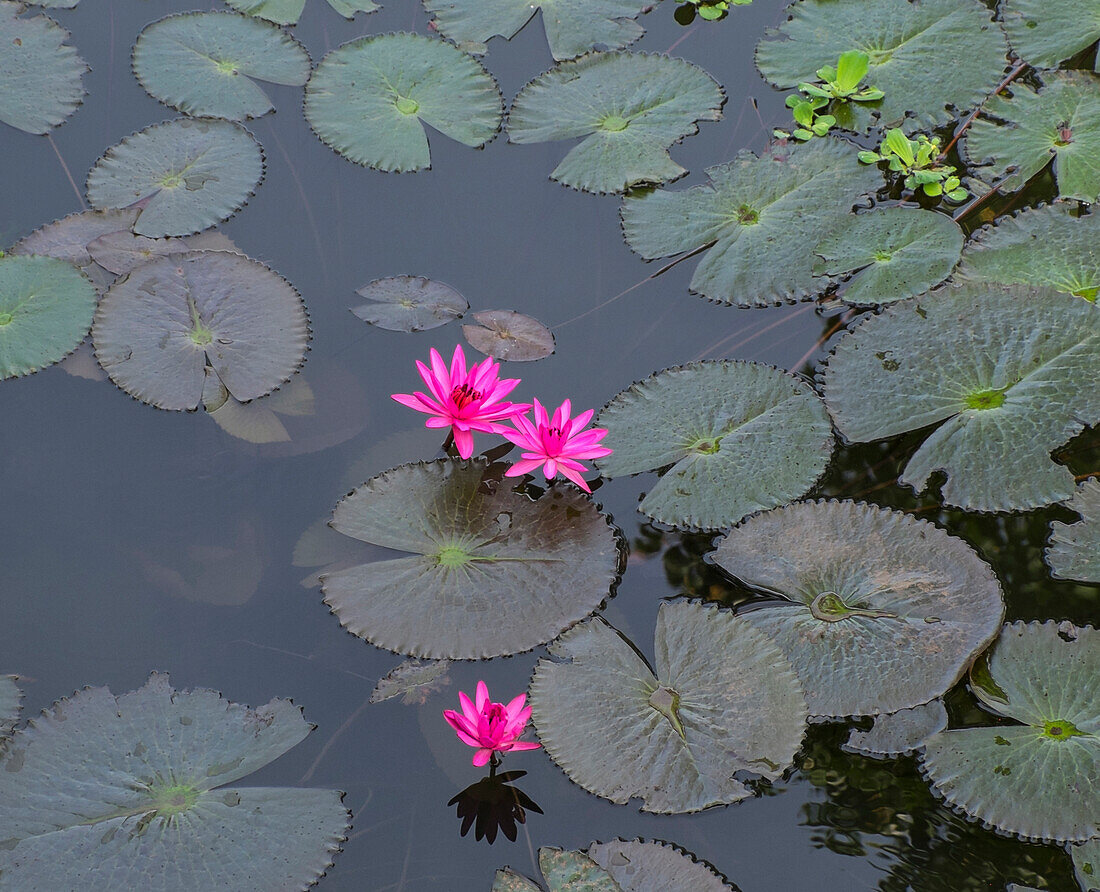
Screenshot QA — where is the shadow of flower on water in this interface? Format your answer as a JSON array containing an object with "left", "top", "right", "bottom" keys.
[{"left": 448, "top": 768, "right": 543, "bottom": 844}]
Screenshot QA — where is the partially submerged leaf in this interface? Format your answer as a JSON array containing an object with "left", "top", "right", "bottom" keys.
[
  {"left": 351, "top": 276, "right": 467, "bottom": 332},
  {"left": 206, "top": 376, "right": 316, "bottom": 444},
  {"left": 462, "top": 310, "right": 554, "bottom": 361},
  {"left": 11, "top": 208, "right": 139, "bottom": 292},
  {"left": 843, "top": 700, "right": 949, "bottom": 759},
  {"left": 0, "top": 676, "right": 19, "bottom": 741},
  {"left": 225, "top": 0, "right": 378, "bottom": 25},
  {"left": 369, "top": 659, "right": 450, "bottom": 705},
  {"left": 1071, "top": 837, "right": 1100, "bottom": 891},
  {"left": 1046, "top": 478, "right": 1100, "bottom": 583},
  {"left": 586, "top": 839, "right": 734, "bottom": 891},
  {"left": 87, "top": 229, "right": 239, "bottom": 276},
  {"left": 493, "top": 848, "right": 619, "bottom": 891},
  {"left": 1001, "top": 0, "right": 1100, "bottom": 70}
]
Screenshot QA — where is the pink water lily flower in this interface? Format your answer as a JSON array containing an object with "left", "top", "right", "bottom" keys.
[
  {"left": 443, "top": 681, "right": 541, "bottom": 767},
  {"left": 391, "top": 345, "right": 528, "bottom": 459},
  {"left": 502, "top": 398, "right": 612, "bottom": 493}
]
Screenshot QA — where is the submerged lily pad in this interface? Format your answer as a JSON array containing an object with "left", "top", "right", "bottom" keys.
[
  {"left": 86, "top": 118, "right": 264, "bottom": 238},
  {"left": 351, "top": 276, "right": 467, "bottom": 332},
  {"left": 0, "top": 673, "right": 349, "bottom": 887},
  {"left": 494, "top": 847, "right": 620, "bottom": 892},
  {"left": 204, "top": 374, "right": 315, "bottom": 444},
  {"left": 11, "top": 208, "right": 139, "bottom": 292},
  {"left": 87, "top": 229, "right": 239, "bottom": 276},
  {"left": 530, "top": 600, "right": 807, "bottom": 813},
  {"left": 507, "top": 52, "right": 724, "bottom": 194},
  {"left": 0, "top": 676, "right": 19, "bottom": 741},
  {"left": 322, "top": 458, "right": 621, "bottom": 659},
  {"left": 369, "top": 659, "right": 450, "bottom": 705},
  {"left": 843, "top": 700, "right": 949, "bottom": 759},
  {"left": 133, "top": 13, "right": 310, "bottom": 121},
  {"left": 1046, "top": 478, "right": 1100, "bottom": 583},
  {"left": 813, "top": 208, "right": 963, "bottom": 306},
  {"left": 1002, "top": 0, "right": 1100, "bottom": 70},
  {"left": 712, "top": 500, "right": 1004, "bottom": 718},
  {"left": 586, "top": 839, "right": 733, "bottom": 891},
  {"left": 462, "top": 310, "right": 554, "bottom": 361},
  {"left": 595, "top": 361, "right": 833, "bottom": 531},
  {"left": 1072, "top": 838, "right": 1100, "bottom": 891},
  {"left": 305, "top": 33, "right": 502, "bottom": 173},
  {"left": 920, "top": 622, "right": 1100, "bottom": 843},
  {"left": 821, "top": 285, "right": 1100, "bottom": 513},
  {"left": 224, "top": 0, "right": 378, "bottom": 26},
  {"left": 621, "top": 138, "right": 880, "bottom": 306}
]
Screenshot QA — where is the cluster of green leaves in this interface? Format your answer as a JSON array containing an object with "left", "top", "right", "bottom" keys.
[
  {"left": 775, "top": 51, "right": 883, "bottom": 141},
  {"left": 858, "top": 128, "right": 968, "bottom": 201},
  {"left": 674, "top": 0, "right": 750, "bottom": 26}
]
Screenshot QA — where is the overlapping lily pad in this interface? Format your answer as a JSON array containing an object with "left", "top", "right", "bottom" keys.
[
  {"left": 712, "top": 500, "right": 1004, "bottom": 718},
  {"left": 821, "top": 285, "right": 1100, "bottom": 513},
  {"left": 87, "top": 229, "right": 239, "bottom": 276},
  {"left": 530, "top": 600, "right": 807, "bottom": 813},
  {"left": 620, "top": 138, "right": 880, "bottom": 306},
  {"left": 305, "top": 33, "right": 502, "bottom": 173},
  {"left": 920, "top": 622, "right": 1100, "bottom": 843},
  {"left": 1046, "top": 478, "right": 1100, "bottom": 583},
  {"left": 203, "top": 373, "right": 315, "bottom": 444},
  {"left": 507, "top": 52, "right": 724, "bottom": 194},
  {"left": 0, "top": 673, "right": 349, "bottom": 887},
  {"left": 351, "top": 276, "right": 467, "bottom": 332},
  {"left": 462, "top": 310, "right": 554, "bottom": 361},
  {"left": 595, "top": 361, "right": 833, "bottom": 530},
  {"left": 369, "top": 659, "right": 450, "bottom": 705},
  {"left": 86, "top": 118, "right": 264, "bottom": 237},
  {"left": 0, "top": 676, "right": 19, "bottom": 741},
  {"left": 586, "top": 839, "right": 733, "bottom": 891},
  {"left": 11, "top": 208, "right": 139, "bottom": 291},
  {"left": 133, "top": 12, "right": 310, "bottom": 121},
  {"left": 1002, "top": 0, "right": 1100, "bottom": 70},
  {"left": 1072, "top": 838, "right": 1100, "bottom": 891},
  {"left": 322, "top": 458, "right": 621, "bottom": 659},
  {"left": 225, "top": 0, "right": 378, "bottom": 25},
  {"left": 843, "top": 700, "right": 949, "bottom": 759},
  {"left": 494, "top": 847, "right": 619, "bottom": 891}
]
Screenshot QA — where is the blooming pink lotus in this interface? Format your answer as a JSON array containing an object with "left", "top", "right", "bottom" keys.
[
  {"left": 391, "top": 345, "right": 528, "bottom": 460},
  {"left": 502, "top": 398, "right": 612, "bottom": 493},
  {"left": 443, "top": 681, "right": 541, "bottom": 767}
]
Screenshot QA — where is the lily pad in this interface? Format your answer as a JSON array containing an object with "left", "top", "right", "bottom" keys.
[
  {"left": 369, "top": 659, "right": 451, "bottom": 705},
  {"left": 1002, "top": 0, "right": 1100, "bottom": 70},
  {"left": 0, "top": 673, "right": 349, "bottom": 887},
  {"left": 86, "top": 118, "right": 264, "bottom": 238},
  {"left": 92, "top": 251, "right": 309, "bottom": 410},
  {"left": 595, "top": 360, "right": 833, "bottom": 531},
  {"left": 133, "top": 13, "right": 310, "bottom": 121},
  {"left": 11, "top": 208, "right": 139, "bottom": 292},
  {"left": 0, "top": 676, "right": 19, "bottom": 741},
  {"left": 0, "top": 255, "right": 97, "bottom": 380},
  {"left": 620, "top": 138, "right": 880, "bottom": 306},
  {"left": 322, "top": 457, "right": 621, "bottom": 659},
  {"left": 87, "top": 229, "right": 239, "bottom": 276},
  {"left": 755, "top": 0, "right": 1008, "bottom": 133},
  {"left": 821, "top": 284, "right": 1100, "bottom": 513},
  {"left": 1046, "top": 478, "right": 1100, "bottom": 583},
  {"left": 462, "top": 310, "right": 554, "bottom": 361},
  {"left": 586, "top": 839, "right": 733, "bottom": 891},
  {"left": 843, "top": 700, "right": 949, "bottom": 759},
  {"left": 530, "top": 600, "right": 808, "bottom": 813},
  {"left": 351, "top": 276, "right": 467, "bottom": 332},
  {"left": 224, "top": 0, "right": 378, "bottom": 26},
  {"left": 507, "top": 52, "right": 724, "bottom": 194},
  {"left": 812, "top": 208, "right": 963, "bottom": 306},
  {"left": 494, "top": 847, "right": 621, "bottom": 892},
  {"left": 964, "top": 71, "right": 1100, "bottom": 203},
  {"left": 712, "top": 500, "right": 1004, "bottom": 718},
  {"left": 0, "top": 1, "right": 85, "bottom": 134},
  {"left": 204, "top": 375, "right": 315, "bottom": 444},
  {"left": 1072, "top": 837, "right": 1100, "bottom": 891},
  {"left": 305, "top": 33, "right": 502, "bottom": 173},
  {"left": 920, "top": 622, "right": 1100, "bottom": 843}
]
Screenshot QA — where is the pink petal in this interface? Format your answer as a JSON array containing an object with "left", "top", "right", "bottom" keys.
[
  {"left": 544, "top": 459, "right": 558, "bottom": 479},
  {"left": 425, "top": 416, "right": 452, "bottom": 429},
  {"left": 457, "top": 692, "right": 479, "bottom": 724},
  {"left": 453, "top": 727, "right": 482, "bottom": 748},
  {"left": 552, "top": 399, "right": 571, "bottom": 431},
  {"left": 475, "top": 681, "right": 489, "bottom": 713},
  {"left": 505, "top": 458, "right": 547, "bottom": 478},
  {"left": 504, "top": 693, "right": 526, "bottom": 721},
  {"left": 505, "top": 740, "right": 541, "bottom": 752},
  {"left": 453, "top": 428, "right": 474, "bottom": 459},
  {"left": 416, "top": 360, "right": 448, "bottom": 404},
  {"left": 567, "top": 408, "right": 594, "bottom": 435},
  {"left": 472, "top": 748, "right": 493, "bottom": 767},
  {"left": 532, "top": 398, "right": 549, "bottom": 429},
  {"left": 558, "top": 464, "right": 591, "bottom": 492}
]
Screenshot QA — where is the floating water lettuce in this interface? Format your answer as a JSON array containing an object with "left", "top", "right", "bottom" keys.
[
  {"left": 586, "top": 839, "right": 734, "bottom": 891},
  {"left": 493, "top": 847, "right": 619, "bottom": 892},
  {"left": 507, "top": 52, "right": 724, "bottom": 194},
  {"left": 87, "top": 229, "right": 239, "bottom": 276},
  {"left": 1046, "top": 478, "right": 1100, "bottom": 583},
  {"left": 530, "top": 601, "right": 807, "bottom": 813},
  {"left": 821, "top": 285, "right": 1100, "bottom": 513},
  {"left": 595, "top": 360, "right": 833, "bottom": 530},
  {"left": 370, "top": 659, "right": 451, "bottom": 705},
  {"left": 920, "top": 622, "right": 1100, "bottom": 843},
  {"left": 858, "top": 129, "right": 967, "bottom": 201},
  {"left": 0, "top": 673, "right": 349, "bottom": 887},
  {"left": 1001, "top": 0, "right": 1100, "bottom": 70},
  {"left": 621, "top": 138, "right": 880, "bottom": 306},
  {"left": 305, "top": 33, "right": 501, "bottom": 173},
  {"left": 133, "top": 12, "right": 310, "bottom": 121},
  {"left": 843, "top": 700, "right": 949, "bottom": 759},
  {"left": 1072, "top": 837, "right": 1100, "bottom": 891},
  {"left": 322, "top": 457, "right": 621, "bottom": 659},
  {"left": 351, "top": 276, "right": 468, "bottom": 332},
  {"left": 463, "top": 310, "right": 554, "bottom": 361},
  {"left": 224, "top": 0, "right": 378, "bottom": 25},
  {"left": 774, "top": 51, "right": 883, "bottom": 142},
  {"left": 0, "top": 675, "right": 19, "bottom": 741}
]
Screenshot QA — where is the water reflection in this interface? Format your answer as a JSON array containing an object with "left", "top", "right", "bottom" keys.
[{"left": 448, "top": 768, "right": 543, "bottom": 845}]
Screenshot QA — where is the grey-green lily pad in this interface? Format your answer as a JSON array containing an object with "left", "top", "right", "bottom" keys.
[
  {"left": 501, "top": 848, "right": 622, "bottom": 892},
  {"left": 712, "top": 500, "right": 1004, "bottom": 718},
  {"left": 1046, "top": 478, "right": 1100, "bottom": 583},
  {"left": 0, "top": 673, "right": 349, "bottom": 887},
  {"left": 369, "top": 659, "right": 450, "bottom": 705},
  {"left": 920, "top": 622, "right": 1100, "bottom": 843},
  {"left": 351, "top": 275, "right": 467, "bottom": 332},
  {"left": 586, "top": 839, "right": 733, "bottom": 891},
  {"left": 87, "top": 229, "right": 240, "bottom": 276},
  {"left": 595, "top": 360, "right": 833, "bottom": 531},
  {"left": 322, "top": 457, "right": 621, "bottom": 659},
  {"left": 843, "top": 700, "right": 949, "bottom": 759},
  {"left": 964, "top": 72, "right": 1100, "bottom": 203},
  {"left": 25, "top": 0, "right": 79, "bottom": 7},
  {"left": 620, "top": 138, "right": 880, "bottom": 306},
  {"left": 0, "top": 676, "right": 19, "bottom": 741},
  {"left": 224, "top": 0, "right": 378, "bottom": 26},
  {"left": 92, "top": 251, "right": 309, "bottom": 410},
  {"left": 462, "top": 310, "right": 554, "bottom": 362},
  {"left": 755, "top": 0, "right": 1008, "bottom": 134},
  {"left": 530, "top": 600, "right": 807, "bottom": 813},
  {"left": 11, "top": 208, "right": 139, "bottom": 292},
  {"left": 0, "top": 255, "right": 96, "bottom": 380},
  {"left": 133, "top": 13, "right": 310, "bottom": 121},
  {"left": 423, "top": 0, "right": 652, "bottom": 62},
  {"left": 1002, "top": 0, "right": 1100, "bottom": 70},
  {"left": 507, "top": 52, "right": 723, "bottom": 194},
  {"left": 1072, "top": 837, "right": 1100, "bottom": 891},
  {"left": 813, "top": 207, "right": 963, "bottom": 306},
  {"left": 821, "top": 284, "right": 1100, "bottom": 513},
  {"left": 305, "top": 33, "right": 502, "bottom": 173},
  {"left": 86, "top": 118, "right": 264, "bottom": 238},
  {"left": 0, "top": 1, "right": 86, "bottom": 134},
  {"left": 204, "top": 373, "right": 315, "bottom": 444}
]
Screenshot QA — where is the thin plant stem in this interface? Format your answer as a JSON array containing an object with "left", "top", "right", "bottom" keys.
[
  {"left": 788, "top": 308, "right": 855, "bottom": 374},
  {"left": 47, "top": 135, "right": 87, "bottom": 210},
  {"left": 938, "top": 61, "right": 1029, "bottom": 161}
]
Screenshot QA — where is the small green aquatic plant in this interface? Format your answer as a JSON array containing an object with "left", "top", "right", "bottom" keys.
[
  {"left": 674, "top": 0, "right": 750, "bottom": 25},
  {"left": 775, "top": 51, "right": 882, "bottom": 141},
  {"left": 859, "top": 128, "right": 968, "bottom": 201},
  {"left": 774, "top": 95, "right": 835, "bottom": 141}
]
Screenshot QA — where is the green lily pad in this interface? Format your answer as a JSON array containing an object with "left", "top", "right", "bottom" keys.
[
  {"left": 225, "top": 0, "right": 378, "bottom": 26},
  {"left": 133, "top": 12, "right": 310, "bottom": 122},
  {"left": 351, "top": 275, "right": 467, "bottom": 332},
  {"left": 305, "top": 33, "right": 502, "bottom": 173},
  {"left": 87, "top": 229, "right": 239, "bottom": 276},
  {"left": 422, "top": 0, "right": 652, "bottom": 62},
  {"left": 1002, "top": 0, "right": 1100, "bottom": 70},
  {"left": 86, "top": 118, "right": 264, "bottom": 238},
  {"left": 507, "top": 52, "right": 724, "bottom": 194},
  {"left": 1072, "top": 837, "right": 1100, "bottom": 891},
  {"left": 0, "top": 255, "right": 96, "bottom": 380},
  {"left": 494, "top": 848, "right": 621, "bottom": 892},
  {"left": 620, "top": 138, "right": 880, "bottom": 306},
  {"left": 0, "top": 676, "right": 19, "bottom": 742},
  {"left": 712, "top": 500, "right": 1004, "bottom": 718},
  {"left": 964, "top": 71, "right": 1100, "bottom": 203},
  {"left": 1046, "top": 478, "right": 1100, "bottom": 583},
  {"left": 812, "top": 208, "right": 963, "bottom": 306},
  {"left": 369, "top": 659, "right": 451, "bottom": 705},
  {"left": 920, "top": 622, "right": 1100, "bottom": 843},
  {"left": 462, "top": 310, "right": 554, "bottom": 361},
  {"left": 322, "top": 457, "right": 621, "bottom": 659},
  {"left": 595, "top": 360, "right": 833, "bottom": 531},
  {"left": 586, "top": 839, "right": 733, "bottom": 891},
  {"left": 92, "top": 251, "right": 309, "bottom": 410},
  {"left": 0, "top": 1, "right": 86, "bottom": 134},
  {"left": 755, "top": 0, "right": 1008, "bottom": 133},
  {"left": 530, "top": 601, "right": 807, "bottom": 813},
  {"left": 821, "top": 284, "right": 1100, "bottom": 513},
  {"left": 843, "top": 700, "right": 949, "bottom": 759},
  {"left": 0, "top": 673, "right": 349, "bottom": 887},
  {"left": 11, "top": 208, "right": 139, "bottom": 292}
]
